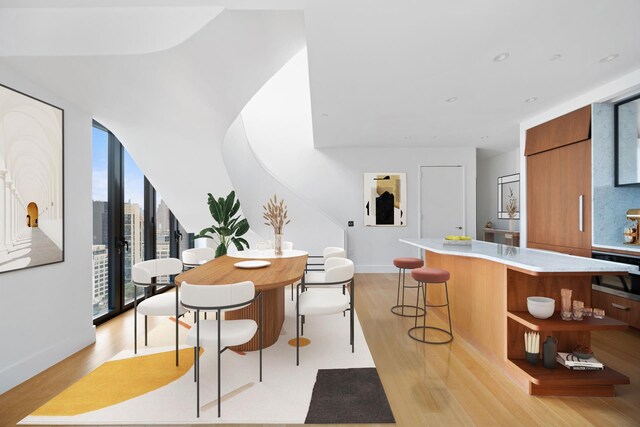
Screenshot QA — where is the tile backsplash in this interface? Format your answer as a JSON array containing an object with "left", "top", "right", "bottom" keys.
[{"left": 592, "top": 103, "right": 640, "bottom": 247}]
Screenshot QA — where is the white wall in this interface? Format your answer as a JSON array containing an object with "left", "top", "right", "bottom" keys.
[
  {"left": 0, "top": 62, "right": 95, "bottom": 394},
  {"left": 476, "top": 149, "right": 521, "bottom": 240},
  {"left": 240, "top": 50, "right": 476, "bottom": 272},
  {"left": 223, "top": 116, "right": 345, "bottom": 256},
  {"left": 519, "top": 68, "right": 640, "bottom": 247}
]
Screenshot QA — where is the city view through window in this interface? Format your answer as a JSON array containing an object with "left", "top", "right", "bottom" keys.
[{"left": 92, "top": 127, "right": 184, "bottom": 318}]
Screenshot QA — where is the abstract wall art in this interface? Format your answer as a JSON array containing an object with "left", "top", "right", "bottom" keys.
[
  {"left": 363, "top": 172, "right": 406, "bottom": 226},
  {"left": 0, "top": 83, "right": 64, "bottom": 273}
]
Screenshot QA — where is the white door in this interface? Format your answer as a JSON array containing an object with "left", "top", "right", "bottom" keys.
[{"left": 420, "top": 166, "right": 465, "bottom": 238}]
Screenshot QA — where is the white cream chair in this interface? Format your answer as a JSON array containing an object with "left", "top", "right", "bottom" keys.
[
  {"left": 132, "top": 258, "right": 186, "bottom": 366},
  {"left": 296, "top": 257, "right": 355, "bottom": 365},
  {"left": 293, "top": 246, "right": 346, "bottom": 300},
  {"left": 182, "top": 247, "right": 216, "bottom": 268},
  {"left": 181, "top": 281, "right": 263, "bottom": 418}
]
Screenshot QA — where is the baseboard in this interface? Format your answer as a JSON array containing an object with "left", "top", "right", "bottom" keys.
[
  {"left": 355, "top": 265, "right": 397, "bottom": 273},
  {"left": 0, "top": 326, "right": 95, "bottom": 395}
]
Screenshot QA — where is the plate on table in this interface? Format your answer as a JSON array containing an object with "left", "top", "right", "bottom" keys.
[{"left": 234, "top": 260, "right": 271, "bottom": 269}]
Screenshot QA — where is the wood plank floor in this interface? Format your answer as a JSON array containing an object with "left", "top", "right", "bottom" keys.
[{"left": 1, "top": 273, "right": 639, "bottom": 426}]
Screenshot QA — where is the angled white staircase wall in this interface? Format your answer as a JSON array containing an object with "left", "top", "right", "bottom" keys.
[{"left": 223, "top": 115, "right": 345, "bottom": 255}]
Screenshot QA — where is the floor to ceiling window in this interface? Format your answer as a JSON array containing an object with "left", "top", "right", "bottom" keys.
[{"left": 91, "top": 121, "right": 192, "bottom": 324}]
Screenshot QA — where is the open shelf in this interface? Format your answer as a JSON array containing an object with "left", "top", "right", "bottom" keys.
[
  {"left": 507, "top": 311, "right": 628, "bottom": 331},
  {"left": 508, "top": 359, "right": 630, "bottom": 386}
]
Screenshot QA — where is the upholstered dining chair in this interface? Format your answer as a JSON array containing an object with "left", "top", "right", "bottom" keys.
[
  {"left": 298, "top": 246, "right": 347, "bottom": 300},
  {"left": 132, "top": 258, "right": 186, "bottom": 366},
  {"left": 180, "top": 281, "right": 263, "bottom": 418},
  {"left": 182, "top": 247, "right": 216, "bottom": 268},
  {"left": 295, "top": 257, "right": 355, "bottom": 365}
]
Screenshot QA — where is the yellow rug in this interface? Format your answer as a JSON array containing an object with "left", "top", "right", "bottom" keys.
[{"left": 32, "top": 347, "right": 199, "bottom": 416}]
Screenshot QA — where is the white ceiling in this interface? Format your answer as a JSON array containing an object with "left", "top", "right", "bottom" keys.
[
  {"left": 305, "top": 0, "right": 640, "bottom": 151},
  {"left": 1, "top": 1, "right": 640, "bottom": 228}
]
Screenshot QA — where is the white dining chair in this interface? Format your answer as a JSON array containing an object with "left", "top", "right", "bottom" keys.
[
  {"left": 181, "top": 281, "right": 263, "bottom": 418},
  {"left": 132, "top": 258, "right": 186, "bottom": 366},
  {"left": 295, "top": 257, "right": 355, "bottom": 365},
  {"left": 298, "top": 246, "right": 347, "bottom": 300},
  {"left": 182, "top": 247, "right": 216, "bottom": 268}
]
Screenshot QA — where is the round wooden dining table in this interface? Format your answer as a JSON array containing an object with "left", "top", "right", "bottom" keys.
[{"left": 174, "top": 251, "right": 308, "bottom": 351}]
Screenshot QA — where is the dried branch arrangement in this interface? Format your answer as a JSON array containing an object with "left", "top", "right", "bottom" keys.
[
  {"left": 506, "top": 188, "right": 518, "bottom": 219},
  {"left": 263, "top": 194, "right": 290, "bottom": 234}
]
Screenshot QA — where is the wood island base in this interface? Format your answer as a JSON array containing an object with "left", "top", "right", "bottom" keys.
[{"left": 420, "top": 248, "right": 630, "bottom": 397}]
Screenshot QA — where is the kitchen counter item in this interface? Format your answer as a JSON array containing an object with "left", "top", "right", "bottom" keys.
[
  {"left": 543, "top": 336, "right": 558, "bottom": 369},
  {"left": 526, "top": 296, "right": 555, "bottom": 319}
]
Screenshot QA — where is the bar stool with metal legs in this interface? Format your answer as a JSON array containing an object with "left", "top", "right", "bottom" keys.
[
  {"left": 391, "top": 257, "right": 425, "bottom": 317},
  {"left": 408, "top": 267, "right": 453, "bottom": 344}
]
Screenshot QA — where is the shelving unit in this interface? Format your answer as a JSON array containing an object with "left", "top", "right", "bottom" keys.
[
  {"left": 507, "top": 359, "right": 629, "bottom": 396},
  {"left": 507, "top": 311, "right": 628, "bottom": 331},
  {"left": 506, "top": 269, "right": 630, "bottom": 396}
]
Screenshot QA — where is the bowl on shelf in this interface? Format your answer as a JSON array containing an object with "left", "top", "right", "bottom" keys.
[{"left": 526, "top": 296, "right": 555, "bottom": 319}]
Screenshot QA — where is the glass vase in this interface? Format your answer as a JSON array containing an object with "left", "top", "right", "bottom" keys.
[
  {"left": 560, "top": 288, "right": 572, "bottom": 321},
  {"left": 274, "top": 233, "right": 283, "bottom": 256}
]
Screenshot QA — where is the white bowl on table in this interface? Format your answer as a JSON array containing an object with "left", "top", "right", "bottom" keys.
[{"left": 526, "top": 296, "right": 555, "bottom": 319}]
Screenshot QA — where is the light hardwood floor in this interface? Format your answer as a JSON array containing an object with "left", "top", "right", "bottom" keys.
[{"left": 1, "top": 273, "right": 639, "bottom": 426}]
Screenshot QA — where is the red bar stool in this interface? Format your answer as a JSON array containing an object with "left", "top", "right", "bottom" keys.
[
  {"left": 391, "top": 257, "right": 425, "bottom": 317},
  {"left": 408, "top": 267, "right": 453, "bottom": 344}
]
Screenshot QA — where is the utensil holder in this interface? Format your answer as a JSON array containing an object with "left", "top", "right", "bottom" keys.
[{"left": 525, "top": 351, "right": 539, "bottom": 366}]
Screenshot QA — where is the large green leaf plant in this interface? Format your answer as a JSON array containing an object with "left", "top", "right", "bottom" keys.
[{"left": 195, "top": 191, "right": 250, "bottom": 257}]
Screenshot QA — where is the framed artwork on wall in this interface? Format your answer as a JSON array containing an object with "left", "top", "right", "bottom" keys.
[
  {"left": 497, "top": 173, "right": 519, "bottom": 220},
  {"left": 0, "top": 83, "right": 64, "bottom": 273},
  {"left": 363, "top": 172, "right": 407, "bottom": 226}
]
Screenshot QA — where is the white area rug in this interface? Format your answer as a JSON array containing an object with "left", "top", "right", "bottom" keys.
[{"left": 21, "top": 295, "right": 375, "bottom": 425}]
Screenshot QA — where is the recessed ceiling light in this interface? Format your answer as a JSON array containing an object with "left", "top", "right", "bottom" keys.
[
  {"left": 525, "top": 97, "right": 538, "bottom": 103},
  {"left": 493, "top": 52, "right": 510, "bottom": 62},
  {"left": 599, "top": 54, "right": 619, "bottom": 63},
  {"left": 446, "top": 97, "right": 458, "bottom": 103},
  {"left": 550, "top": 54, "right": 562, "bottom": 61}
]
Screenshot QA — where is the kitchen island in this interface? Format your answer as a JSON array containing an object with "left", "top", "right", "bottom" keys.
[{"left": 400, "top": 238, "right": 639, "bottom": 396}]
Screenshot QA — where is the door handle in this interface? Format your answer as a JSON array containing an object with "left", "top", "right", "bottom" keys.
[
  {"left": 611, "top": 302, "right": 630, "bottom": 311},
  {"left": 456, "top": 226, "right": 463, "bottom": 230},
  {"left": 578, "top": 195, "right": 584, "bottom": 232}
]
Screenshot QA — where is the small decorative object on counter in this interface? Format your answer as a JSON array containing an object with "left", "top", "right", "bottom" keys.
[
  {"left": 572, "top": 345, "right": 594, "bottom": 360},
  {"left": 485, "top": 221, "right": 493, "bottom": 229},
  {"left": 593, "top": 308, "right": 605, "bottom": 319},
  {"left": 263, "top": 194, "right": 290, "bottom": 257},
  {"left": 542, "top": 336, "right": 558, "bottom": 369},
  {"left": 524, "top": 331, "right": 539, "bottom": 365},
  {"left": 560, "top": 288, "right": 573, "bottom": 321},
  {"left": 572, "top": 300, "right": 584, "bottom": 321},
  {"left": 583, "top": 306, "right": 593, "bottom": 317},
  {"left": 624, "top": 209, "right": 640, "bottom": 246}
]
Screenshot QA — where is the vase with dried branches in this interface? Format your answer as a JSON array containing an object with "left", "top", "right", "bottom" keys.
[
  {"left": 263, "top": 194, "right": 290, "bottom": 256},
  {"left": 506, "top": 188, "right": 517, "bottom": 231}
]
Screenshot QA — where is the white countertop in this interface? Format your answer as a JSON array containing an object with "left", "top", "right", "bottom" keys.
[
  {"left": 592, "top": 243, "right": 640, "bottom": 255},
  {"left": 400, "top": 238, "right": 639, "bottom": 274}
]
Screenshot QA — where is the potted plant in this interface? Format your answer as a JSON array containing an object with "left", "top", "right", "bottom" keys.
[{"left": 195, "top": 191, "right": 250, "bottom": 257}]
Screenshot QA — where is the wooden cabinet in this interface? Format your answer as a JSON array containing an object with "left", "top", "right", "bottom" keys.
[
  {"left": 592, "top": 290, "right": 640, "bottom": 329},
  {"left": 527, "top": 139, "right": 591, "bottom": 254},
  {"left": 525, "top": 105, "right": 591, "bottom": 155},
  {"left": 526, "top": 106, "right": 592, "bottom": 256}
]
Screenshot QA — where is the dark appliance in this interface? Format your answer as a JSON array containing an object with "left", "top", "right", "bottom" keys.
[{"left": 592, "top": 251, "right": 640, "bottom": 300}]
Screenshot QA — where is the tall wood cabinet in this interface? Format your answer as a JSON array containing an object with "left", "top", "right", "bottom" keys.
[{"left": 526, "top": 105, "right": 592, "bottom": 257}]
